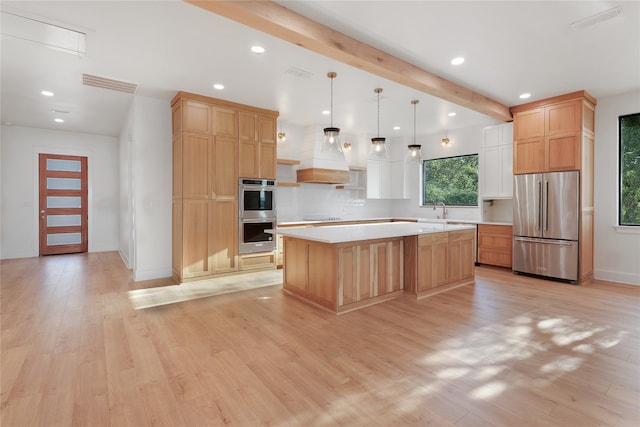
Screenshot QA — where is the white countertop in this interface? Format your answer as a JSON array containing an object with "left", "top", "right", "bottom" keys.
[
  {"left": 277, "top": 221, "right": 475, "bottom": 244},
  {"left": 278, "top": 217, "right": 512, "bottom": 227}
]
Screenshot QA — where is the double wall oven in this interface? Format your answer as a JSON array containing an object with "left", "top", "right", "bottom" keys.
[{"left": 238, "top": 179, "right": 276, "bottom": 253}]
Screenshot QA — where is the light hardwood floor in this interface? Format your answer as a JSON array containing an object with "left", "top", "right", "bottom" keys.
[{"left": 1, "top": 251, "right": 639, "bottom": 426}]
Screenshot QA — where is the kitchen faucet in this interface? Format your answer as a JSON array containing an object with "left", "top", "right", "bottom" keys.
[{"left": 433, "top": 201, "right": 446, "bottom": 219}]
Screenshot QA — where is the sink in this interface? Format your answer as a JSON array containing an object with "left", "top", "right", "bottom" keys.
[{"left": 417, "top": 218, "right": 447, "bottom": 224}]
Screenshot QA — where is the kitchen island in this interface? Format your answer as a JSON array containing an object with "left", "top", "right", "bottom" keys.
[{"left": 278, "top": 222, "right": 476, "bottom": 314}]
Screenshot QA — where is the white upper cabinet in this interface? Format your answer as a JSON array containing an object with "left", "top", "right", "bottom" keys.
[
  {"left": 480, "top": 123, "right": 513, "bottom": 198},
  {"left": 367, "top": 159, "right": 405, "bottom": 199}
]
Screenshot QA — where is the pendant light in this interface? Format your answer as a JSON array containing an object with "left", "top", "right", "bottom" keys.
[
  {"left": 442, "top": 132, "right": 451, "bottom": 147},
  {"left": 322, "top": 72, "right": 342, "bottom": 153},
  {"left": 370, "top": 87, "right": 388, "bottom": 159},
  {"left": 406, "top": 99, "right": 422, "bottom": 163}
]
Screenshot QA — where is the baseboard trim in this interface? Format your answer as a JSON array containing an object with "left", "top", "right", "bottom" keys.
[
  {"left": 594, "top": 269, "right": 640, "bottom": 286},
  {"left": 134, "top": 267, "right": 172, "bottom": 282}
]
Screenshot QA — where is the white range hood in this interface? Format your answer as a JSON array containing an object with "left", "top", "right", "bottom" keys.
[{"left": 296, "top": 125, "right": 350, "bottom": 184}]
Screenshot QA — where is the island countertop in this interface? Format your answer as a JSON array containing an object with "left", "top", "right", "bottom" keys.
[{"left": 277, "top": 221, "right": 475, "bottom": 244}]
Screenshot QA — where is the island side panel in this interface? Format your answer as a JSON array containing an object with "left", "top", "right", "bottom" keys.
[
  {"left": 283, "top": 237, "right": 308, "bottom": 292},
  {"left": 403, "top": 236, "right": 418, "bottom": 294},
  {"left": 308, "top": 243, "right": 338, "bottom": 311}
]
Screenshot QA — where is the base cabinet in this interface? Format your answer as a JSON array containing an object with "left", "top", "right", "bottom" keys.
[
  {"left": 409, "top": 229, "right": 475, "bottom": 298},
  {"left": 477, "top": 224, "right": 513, "bottom": 268},
  {"left": 283, "top": 237, "right": 404, "bottom": 314}
]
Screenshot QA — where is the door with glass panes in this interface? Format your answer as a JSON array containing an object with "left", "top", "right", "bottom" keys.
[{"left": 38, "top": 153, "right": 88, "bottom": 255}]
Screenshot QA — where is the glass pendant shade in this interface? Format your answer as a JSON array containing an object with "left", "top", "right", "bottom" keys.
[
  {"left": 369, "top": 88, "right": 388, "bottom": 159},
  {"left": 406, "top": 144, "right": 422, "bottom": 163},
  {"left": 405, "top": 100, "right": 422, "bottom": 163},
  {"left": 323, "top": 126, "right": 342, "bottom": 153},
  {"left": 370, "top": 137, "right": 388, "bottom": 159},
  {"left": 321, "top": 72, "right": 342, "bottom": 153}
]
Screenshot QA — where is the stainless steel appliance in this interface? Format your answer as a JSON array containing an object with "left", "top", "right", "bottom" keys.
[
  {"left": 512, "top": 171, "right": 579, "bottom": 282},
  {"left": 238, "top": 179, "right": 276, "bottom": 253}
]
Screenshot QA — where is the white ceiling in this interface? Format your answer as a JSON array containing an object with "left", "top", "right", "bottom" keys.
[{"left": 1, "top": 1, "right": 638, "bottom": 139}]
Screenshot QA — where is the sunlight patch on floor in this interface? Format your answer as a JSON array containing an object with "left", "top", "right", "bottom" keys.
[
  {"left": 412, "top": 311, "right": 630, "bottom": 405},
  {"left": 128, "top": 269, "right": 283, "bottom": 309}
]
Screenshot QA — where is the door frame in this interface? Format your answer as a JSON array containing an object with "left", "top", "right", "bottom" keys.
[{"left": 33, "top": 147, "right": 93, "bottom": 256}]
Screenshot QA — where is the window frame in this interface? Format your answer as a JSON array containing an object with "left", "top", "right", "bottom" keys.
[
  {"left": 618, "top": 112, "right": 640, "bottom": 227},
  {"left": 421, "top": 153, "right": 479, "bottom": 207}
]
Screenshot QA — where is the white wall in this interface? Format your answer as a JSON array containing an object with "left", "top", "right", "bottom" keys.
[
  {"left": 391, "top": 124, "right": 489, "bottom": 220},
  {"left": 119, "top": 103, "right": 134, "bottom": 269},
  {"left": 276, "top": 123, "right": 391, "bottom": 221},
  {"left": 0, "top": 125, "right": 119, "bottom": 258},
  {"left": 594, "top": 91, "right": 640, "bottom": 285},
  {"left": 121, "top": 96, "right": 172, "bottom": 281}
]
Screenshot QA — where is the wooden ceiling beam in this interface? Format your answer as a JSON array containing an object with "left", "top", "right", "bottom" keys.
[{"left": 186, "top": 0, "right": 512, "bottom": 122}]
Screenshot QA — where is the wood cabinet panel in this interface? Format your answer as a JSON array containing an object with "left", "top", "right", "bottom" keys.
[
  {"left": 514, "top": 137, "right": 545, "bottom": 174},
  {"left": 260, "top": 140, "right": 277, "bottom": 180},
  {"left": 182, "top": 133, "right": 211, "bottom": 198},
  {"left": 211, "top": 199, "right": 237, "bottom": 274},
  {"left": 239, "top": 251, "right": 275, "bottom": 271},
  {"left": 239, "top": 112, "right": 258, "bottom": 178},
  {"left": 514, "top": 107, "right": 544, "bottom": 140},
  {"left": 417, "top": 241, "right": 448, "bottom": 291},
  {"left": 308, "top": 244, "right": 337, "bottom": 309},
  {"left": 172, "top": 103, "right": 182, "bottom": 138},
  {"left": 546, "top": 100, "right": 580, "bottom": 135},
  {"left": 258, "top": 115, "right": 276, "bottom": 144},
  {"left": 182, "top": 199, "right": 212, "bottom": 278},
  {"left": 448, "top": 230, "right": 475, "bottom": 283},
  {"left": 183, "top": 101, "right": 211, "bottom": 134},
  {"left": 212, "top": 136, "right": 237, "bottom": 199},
  {"left": 212, "top": 107, "right": 237, "bottom": 137},
  {"left": 172, "top": 136, "right": 182, "bottom": 199},
  {"left": 239, "top": 113, "right": 277, "bottom": 179},
  {"left": 546, "top": 133, "right": 580, "bottom": 171},
  {"left": 172, "top": 200, "right": 183, "bottom": 278},
  {"left": 283, "top": 237, "right": 308, "bottom": 292},
  {"left": 477, "top": 224, "right": 512, "bottom": 268}
]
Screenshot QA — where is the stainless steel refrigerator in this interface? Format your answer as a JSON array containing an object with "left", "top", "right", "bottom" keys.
[{"left": 512, "top": 171, "right": 579, "bottom": 282}]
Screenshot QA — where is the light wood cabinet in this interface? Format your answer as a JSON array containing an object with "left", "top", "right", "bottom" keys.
[
  {"left": 172, "top": 92, "right": 279, "bottom": 282},
  {"left": 239, "top": 112, "right": 277, "bottom": 179},
  {"left": 511, "top": 90, "right": 596, "bottom": 283},
  {"left": 477, "top": 224, "right": 512, "bottom": 268},
  {"left": 417, "top": 233, "right": 449, "bottom": 291},
  {"left": 409, "top": 229, "right": 475, "bottom": 298},
  {"left": 282, "top": 236, "right": 404, "bottom": 314},
  {"left": 448, "top": 230, "right": 475, "bottom": 283},
  {"left": 512, "top": 92, "right": 595, "bottom": 174}
]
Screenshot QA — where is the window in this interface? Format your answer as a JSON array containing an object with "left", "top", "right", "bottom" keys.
[
  {"left": 619, "top": 113, "right": 640, "bottom": 226},
  {"left": 422, "top": 154, "right": 478, "bottom": 206}
]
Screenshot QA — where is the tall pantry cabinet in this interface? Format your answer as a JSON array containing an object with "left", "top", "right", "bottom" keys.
[
  {"left": 172, "top": 92, "right": 279, "bottom": 282},
  {"left": 510, "top": 90, "right": 596, "bottom": 283}
]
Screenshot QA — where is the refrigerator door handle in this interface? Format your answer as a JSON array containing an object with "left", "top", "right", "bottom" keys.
[
  {"left": 514, "top": 236, "right": 575, "bottom": 246},
  {"left": 544, "top": 179, "right": 549, "bottom": 231},
  {"left": 537, "top": 180, "right": 542, "bottom": 230}
]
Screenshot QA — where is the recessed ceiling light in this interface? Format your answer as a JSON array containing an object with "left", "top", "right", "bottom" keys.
[
  {"left": 451, "top": 57, "right": 465, "bottom": 66},
  {"left": 393, "top": 126, "right": 400, "bottom": 130},
  {"left": 448, "top": 112, "right": 457, "bottom": 117},
  {"left": 322, "top": 110, "right": 330, "bottom": 115},
  {"left": 213, "top": 83, "right": 224, "bottom": 90},
  {"left": 519, "top": 93, "right": 531, "bottom": 99},
  {"left": 54, "top": 118, "right": 64, "bottom": 123},
  {"left": 41, "top": 90, "right": 54, "bottom": 96},
  {"left": 251, "top": 45, "right": 265, "bottom": 54}
]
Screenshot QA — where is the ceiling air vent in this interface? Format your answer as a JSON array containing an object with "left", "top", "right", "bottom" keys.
[
  {"left": 285, "top": 67, "right": 313, "bottom": 79},
  {"left": 81, "top": 73, "right": 137, "bottom": 94}
]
